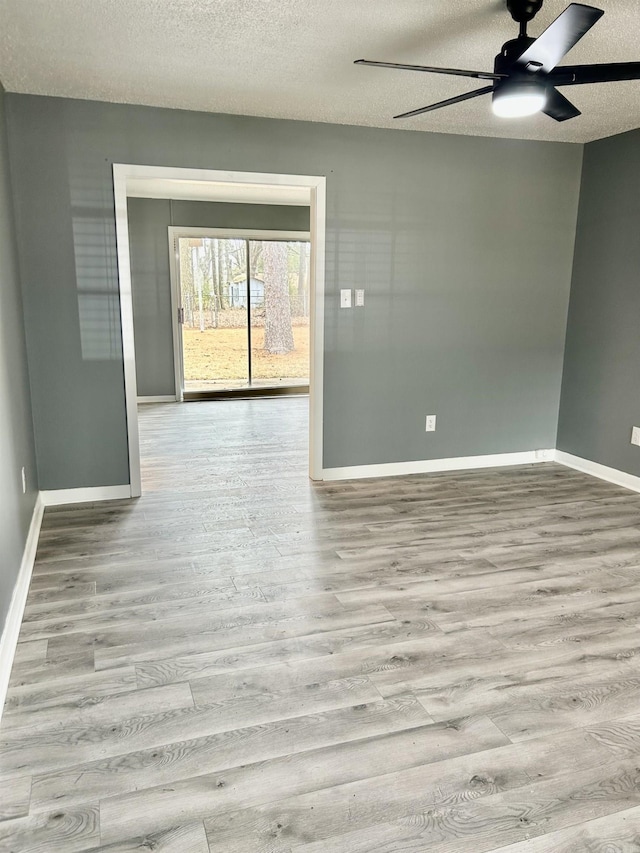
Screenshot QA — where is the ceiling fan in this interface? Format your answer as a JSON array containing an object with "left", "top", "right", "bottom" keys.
[{"left": 355, "top": 0, "right": 640, "bottom": 121}]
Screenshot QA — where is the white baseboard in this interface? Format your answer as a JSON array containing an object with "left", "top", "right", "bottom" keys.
[
  {"left": 322, "top": 450, "right": 555, "bottom": 481},
  {"left": 555, "top": 450, "right": 640, "bottom": 494},
  {"left": 0, "top": 494, "right": 44, "bottom": 723},
  {"left": 137, "top": 395, "right": 177, "bottom": 404},
  {"left": 40, "top": 485, "right": 132, "bottom": 507}
]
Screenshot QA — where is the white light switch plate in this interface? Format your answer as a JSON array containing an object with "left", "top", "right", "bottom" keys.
[
  {"left": 355, "top": 289, "right": 365, "bottom": 307},
  {"left": 340, "top": 289, "right": 352, "bottom": 308},
  {"left": 631, "top": 426, "right": 640, "bottom": 447}
]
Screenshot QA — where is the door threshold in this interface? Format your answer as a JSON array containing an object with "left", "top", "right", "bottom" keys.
[{"left": 184, "top": 385, "right": 309, "bottom": 401}]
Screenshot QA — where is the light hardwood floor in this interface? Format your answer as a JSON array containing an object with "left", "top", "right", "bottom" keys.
[{"left": 3, "top": 397, "right": 640, "bottom": 851}]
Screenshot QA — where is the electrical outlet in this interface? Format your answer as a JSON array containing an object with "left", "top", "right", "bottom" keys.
[
  {"left": 21, "top": 466, "right": 26, "bottom": 494},
  {"left": 631, "top": 426, "right": 640, "bottom": 447},
  {"left": 355, "top": 289, "right": 365, "bottom": 307},
  {"left": 425, "top": 415, "right": 436, "bottom": 432},
  {"left": 535, "top": 449, "right": 553, "bottom": 461},
  {"left": 340, "top": 289, "right": 352, "bottom": 308}
]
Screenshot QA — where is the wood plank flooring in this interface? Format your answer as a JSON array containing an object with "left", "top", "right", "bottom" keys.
[{"left": 3, "top": 398, "right": 640, "bottom": 851}]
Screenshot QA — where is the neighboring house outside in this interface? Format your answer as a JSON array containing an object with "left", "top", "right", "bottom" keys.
[{"left": 228, "top": 276, "right": 265, "bottom": 309}]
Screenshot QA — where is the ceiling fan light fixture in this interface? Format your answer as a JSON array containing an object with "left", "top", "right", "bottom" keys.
[
  {"left": 492, "top": 81, "right": 547, "bottom": 118},
  {"left": 356, "top": 4, "right": 640, "bottom": 124}
]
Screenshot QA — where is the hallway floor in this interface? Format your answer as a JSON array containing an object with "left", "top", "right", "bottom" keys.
[{"left": 3, "top": 398, "right": 640, "bottom": 851}]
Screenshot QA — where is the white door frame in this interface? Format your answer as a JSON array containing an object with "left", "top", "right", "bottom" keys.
[
  {"left": 113, "top": 165, "right": 326, "bottom": 496},
  {"left": 168, "top": 227, "right": 311, "bottom": 402}
]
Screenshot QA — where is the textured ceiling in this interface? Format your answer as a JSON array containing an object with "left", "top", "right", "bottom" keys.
[{"left": 1, "top": 0, "right": 639, "bottom": 143}]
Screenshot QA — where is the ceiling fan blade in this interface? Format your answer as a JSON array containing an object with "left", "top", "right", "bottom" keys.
[
  {"left": 542, "top": 88, "right": 581, "bottom": 121},
  {"left": 516, "top": 3, "right": 604, "bottom": 73},
  {"left": 551, "top": 62, "right": 640, "bottom": 85},
  {"left": 354, "top": 59, "right": 503, "bottom": 81},
  {"left": 394, "top": 86, "right": 494, "bottom": 119}
]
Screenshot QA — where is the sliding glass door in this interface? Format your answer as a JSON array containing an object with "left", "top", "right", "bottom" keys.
[
  {"left": 249, "top": 240, "right": 310, "bottom": 387},
  {"left": 175, "top": 235, "right": 309, "bottom": 396}
]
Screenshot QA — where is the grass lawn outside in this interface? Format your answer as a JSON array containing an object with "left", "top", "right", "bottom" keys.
[{"left": 183, "top": 325, "right": 309, "bottom": 383}]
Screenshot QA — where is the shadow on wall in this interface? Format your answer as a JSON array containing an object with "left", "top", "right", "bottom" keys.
[{"left": 71, "top": 165, "right": 122, "bottom": 362}]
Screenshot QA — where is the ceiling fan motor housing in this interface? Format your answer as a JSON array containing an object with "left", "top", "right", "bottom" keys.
[
  {"left": 494, "top": 36, "right": 538, "bottom": 78},
  {"left": 506, "top": 0, "right": 544, "bottom": 23}
]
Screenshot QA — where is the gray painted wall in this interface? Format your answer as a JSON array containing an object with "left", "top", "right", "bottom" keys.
[
  {"left": 5, "top": 94, "right": 583, "bottom": 483},
  {"left": 557, "top": 128, "right": 640, "bottom": 475},
  {"left": 128, "top": 198, "right": 310, "bottom": 397},
  {"left": 0, "top": 84, "right": 37, "bottom": 635}
]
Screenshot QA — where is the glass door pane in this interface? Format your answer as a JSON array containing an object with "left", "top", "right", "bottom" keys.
[
  {"left": 178, "top": 236, "right": 249, "bottom": 392},
  {"left": 248, "top": 240, "right": 310, "bottom": 388}
]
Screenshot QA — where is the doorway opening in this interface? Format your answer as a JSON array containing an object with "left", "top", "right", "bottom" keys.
[
  {"left": 113, "top": 165, "right": 326, "bottom": 496},
  {"left": 169, "top": 229, "right": 311, "bottom": 400}
]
